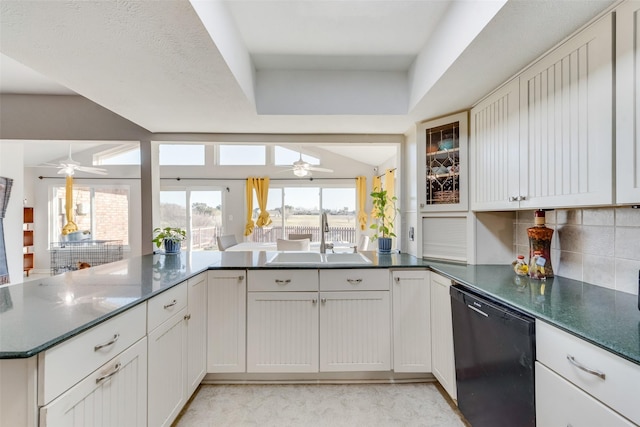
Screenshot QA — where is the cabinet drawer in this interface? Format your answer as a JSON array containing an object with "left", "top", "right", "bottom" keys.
[
  {"left": 38, "top": 303, "right": 147, "bottom": 405},
  {"left": 320, "top": 269, "right": 389, "bottom": 291},
  {"left": 247, "top": 270, "right": 318, "bottom": 292},
  {"left": 536, "top": 320, "right": 640, "bottom": 425},
  {"left": 40, "top": 337, "right": 148, "bottom": 427},
  {"left": 148, "top": 282, "right": 187, "bottom": 332},
  {"left": 536, "top": 362, "right": 635, "bottom": 427}
]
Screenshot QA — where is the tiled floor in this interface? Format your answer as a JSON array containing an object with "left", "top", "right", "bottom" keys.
[{"left": 174, "top": 383, "right": 467, "bottom": 427}]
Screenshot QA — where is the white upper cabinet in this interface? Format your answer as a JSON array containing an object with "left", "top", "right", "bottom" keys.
[
  {"left": 519, "top": 13, "right": 613, "bottom": 208},
  {"left": 616, "top": 0, "right": 640, "bottom": 204},
  {"left": 470, "top": 78, "right": 520, "bottom": 210},
  {"left": 418, "top": 112, "right": 469, "bottom": 212},
  {"left": 471, "top": 13, "right": 614, "bottom": 210}
]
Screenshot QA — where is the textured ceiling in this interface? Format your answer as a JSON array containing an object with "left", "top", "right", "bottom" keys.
[{"left": 0, "top": 0, "right": 616, "bottom": 135}]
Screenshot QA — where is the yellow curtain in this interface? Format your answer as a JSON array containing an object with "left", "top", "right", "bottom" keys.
[
  {"left": 356, "top": 176, "right": 367, "bottom": 230},
  {"left": 370, "top": 175, "right": 382, "bottom": 221},
  {"left": 244, "top": 178, "right": 255, "bottom": 236},
  {"left": 384, "top": 169, "right": 396, "bottom": 231},
  {"left": 254, "top": 177, "right": 272, "bottom": 228},
  {"left": 61, "top": 175, "right": 78, "bottom": 235}
]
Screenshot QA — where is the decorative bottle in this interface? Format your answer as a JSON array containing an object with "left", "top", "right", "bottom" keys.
[{"left": 527, "top": 210, "right": 553, "bottom": 278}]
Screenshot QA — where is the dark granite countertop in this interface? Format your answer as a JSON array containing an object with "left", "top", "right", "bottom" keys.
[{"left": 2, "top": 251, "right": 639, "bottom": 367}]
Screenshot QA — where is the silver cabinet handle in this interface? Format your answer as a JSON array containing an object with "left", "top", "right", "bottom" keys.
[
  {"left": 238, "top": 275, "right": 244, "bottom": 281},
  {"left": 394, "top": 277, "right": 400, "bottom": 283},
  {"left": 96, "top": 362, "right": 121, "bottom": 384},
  {"left": 518, "top": 196, "right": 527, "bottom": 201},
  {"left": 321, "top": 298, "right": 327, "bottom": 303},
  {"left": 94, "top": 333, "right": 120, "bottom": 351},
  {"left": 184, "top": 313, "right": 191, "bottom": 321},
  {"left": 275, "top": 279, "right": 291, "bottom": 285},
  {"left": 509, "top": 196, "right": 518, "bottom": 202},
  {"left": 312, "top": 299, "right": 318, "bottom": 304},
  {"left": 346, "top": 278, "right": 362, "bottom": 285},
  {"left": 566, "top": 355, "right": 606, "bottom": 380},
  {"left": 163, "top": 299, "right": 178, "bottom": 309}
]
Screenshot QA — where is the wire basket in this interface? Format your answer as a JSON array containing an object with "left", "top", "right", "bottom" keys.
[{"left": 50, "top": 240, "right": 123, "bottom": 275}]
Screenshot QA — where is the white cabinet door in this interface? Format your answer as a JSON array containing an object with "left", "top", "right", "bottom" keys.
[
  {"left": 319, "top": 291, "right": 391, "bottom": 372},
  {"left": 186, "top": 273, "right": 207, "bottom": 397},
  {"left": 40, "top": 338, "right": 147, "bottom": 427},
  {"left": 430, "top": 273, "right": 457, "bottom": 400},
  {"left": 247, "top": 292, "right": 319, "bottom": 373},
  {"left": 148, "top": 308, "right": 188, "bottom": 427},
  {"left": 616, "top": 0, "right": 640, "bottom": 204},
  {"left": 207, "top": 270, "right": 246, "bottom": 373},
  {"left": 519, "top": 14, "right": 613, "bottom": 208},
  {"left": 391, "top": 270, "right": 431, "bottom": 373},
  {"left": 536, "top": 362, "right": 636, "bottom": 427},
  {"left": 470, "top": 78, "right": 520, "bottom": 211}
]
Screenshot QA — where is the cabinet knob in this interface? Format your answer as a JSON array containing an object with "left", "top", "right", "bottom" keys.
[
  {"left": 508, "top": 196, "right": 518, "bottom": 202},
  {"left": 321, "top": 298, "right": 327, "bottom": 304},
  {"left": 184, "top": 313, "right": 192, "bottom": 321},
  {"left": 518, "top": 195, "right": 527, "bottom": 201},
  {"left": 238, "top": 275, "right": 244, "bottom": 281},
  {"left": 312, "top": 299, "right": 318, "bottom": 304},
  {"left": 394, "top": 277, "right": 401, "bottom": 283}
]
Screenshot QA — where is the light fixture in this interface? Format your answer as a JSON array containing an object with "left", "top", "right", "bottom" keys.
[{"left": 293, "top": 168, "right": 309, "bottom": 177}]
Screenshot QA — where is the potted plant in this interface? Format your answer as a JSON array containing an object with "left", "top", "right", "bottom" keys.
[
  {"left": 369, "top": 189, "right": 398, "bottom": 254},
  {"left": 152, "top": 226, "right": 186, "bottom": 254}
]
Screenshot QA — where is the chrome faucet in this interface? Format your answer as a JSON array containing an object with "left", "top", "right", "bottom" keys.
[{"left": 320, "top": 212, "right": 333, "bottom": 253}]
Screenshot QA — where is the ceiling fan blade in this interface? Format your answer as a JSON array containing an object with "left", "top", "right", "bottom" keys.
[
  {"left": 308, "top": 166, "right": 333, "bottom": 173},
  {"left": 75, "top": 165, "right": 108, "bottom": 175}
]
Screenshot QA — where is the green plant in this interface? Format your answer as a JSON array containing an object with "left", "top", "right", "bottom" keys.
[
  {"left": 369, "top": 190, "right": 398, "bottom": 240},
  {"left": 152, "top": 226, "right": 187, "bottom": 248}
]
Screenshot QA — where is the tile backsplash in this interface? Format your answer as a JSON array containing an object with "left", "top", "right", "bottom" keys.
[{"left": 514, "top": 207, "right": 640, "bottom": 295}]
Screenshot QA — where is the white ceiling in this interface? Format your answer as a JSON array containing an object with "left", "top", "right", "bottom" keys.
[{"left": 0, "top": 0, "right": 616, "bottom": 137}]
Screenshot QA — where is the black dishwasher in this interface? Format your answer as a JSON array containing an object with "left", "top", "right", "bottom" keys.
[{"left": 450, "top": 284, "right": 535, "bottom": 427}]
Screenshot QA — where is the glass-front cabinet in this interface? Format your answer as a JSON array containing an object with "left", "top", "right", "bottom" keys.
[{"left": 418, "top": 111, "right": 468, "bottom": 212}]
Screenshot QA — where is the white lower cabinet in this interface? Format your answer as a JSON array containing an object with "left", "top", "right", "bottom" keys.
[
  {"left": 536, "top": 320, "right": 640, "bottom": 426},
  {"left": 536, "top": 362, "right": 635, "bottom": 427},
  {"left": 391, "top": 270, "right": 431, "bottom": 373},
  {"left": 247, "top": 291, "right": 319, "bottom": 373},
  {"left": 186, "top": 273, "right": 207, "bottom": 397},
  {"left": 320, "top": 290, "right": 391, "bottom": 372},
  {"left": 147, "top": 282, "right": 188, "bottom": 427},
  {"left": 39, "top": 337, "right": 147, "bottom": 427},
  {"left": 429, "top": 273, "right": 457, "bottom": 400},
  {"left": 207, "top": 270, "right": 246, "bottom": 373}
]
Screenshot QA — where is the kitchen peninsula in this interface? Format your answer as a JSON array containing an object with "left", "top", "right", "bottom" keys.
[{"left": 1, "top": 251, "right": 639, "bottom": 426}]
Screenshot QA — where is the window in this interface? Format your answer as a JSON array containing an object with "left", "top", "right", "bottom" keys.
[
  {"left": 219, "top": 145, "right": 265, "bottom": 165},
  {"left": 159, "top": 189, "right": 223, "bottom": 251},
  {"left": 52, "top": 185, "right": 130, "bottom": 245},
  {"left": 274, "top": 146, "right": 319, "bottom": 166},
  {"left": 251, "top": 185, "right": 356, "bottom": 244},
  {"left": 159, "top": 144, "right": 205, "bottom": 165},
  {"left": 94, "top": 145, "right": 140, "bottom": 165}
]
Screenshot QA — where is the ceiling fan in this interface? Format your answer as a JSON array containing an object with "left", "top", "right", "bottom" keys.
[
  {"left": 280, "top": 152, "right": 333, "bottom": 177},
  {"left": 44, "top": 145, "right": 107, "bottom": 176}
]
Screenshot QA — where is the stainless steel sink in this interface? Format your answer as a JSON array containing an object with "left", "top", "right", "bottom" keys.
[{"left": 265, "top": 252, "right": 371, "bottom": 266}]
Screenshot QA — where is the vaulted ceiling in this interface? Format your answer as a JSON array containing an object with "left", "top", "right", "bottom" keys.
[{"left": 0, "top": 0, "right": 615, "bottom": 135}]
